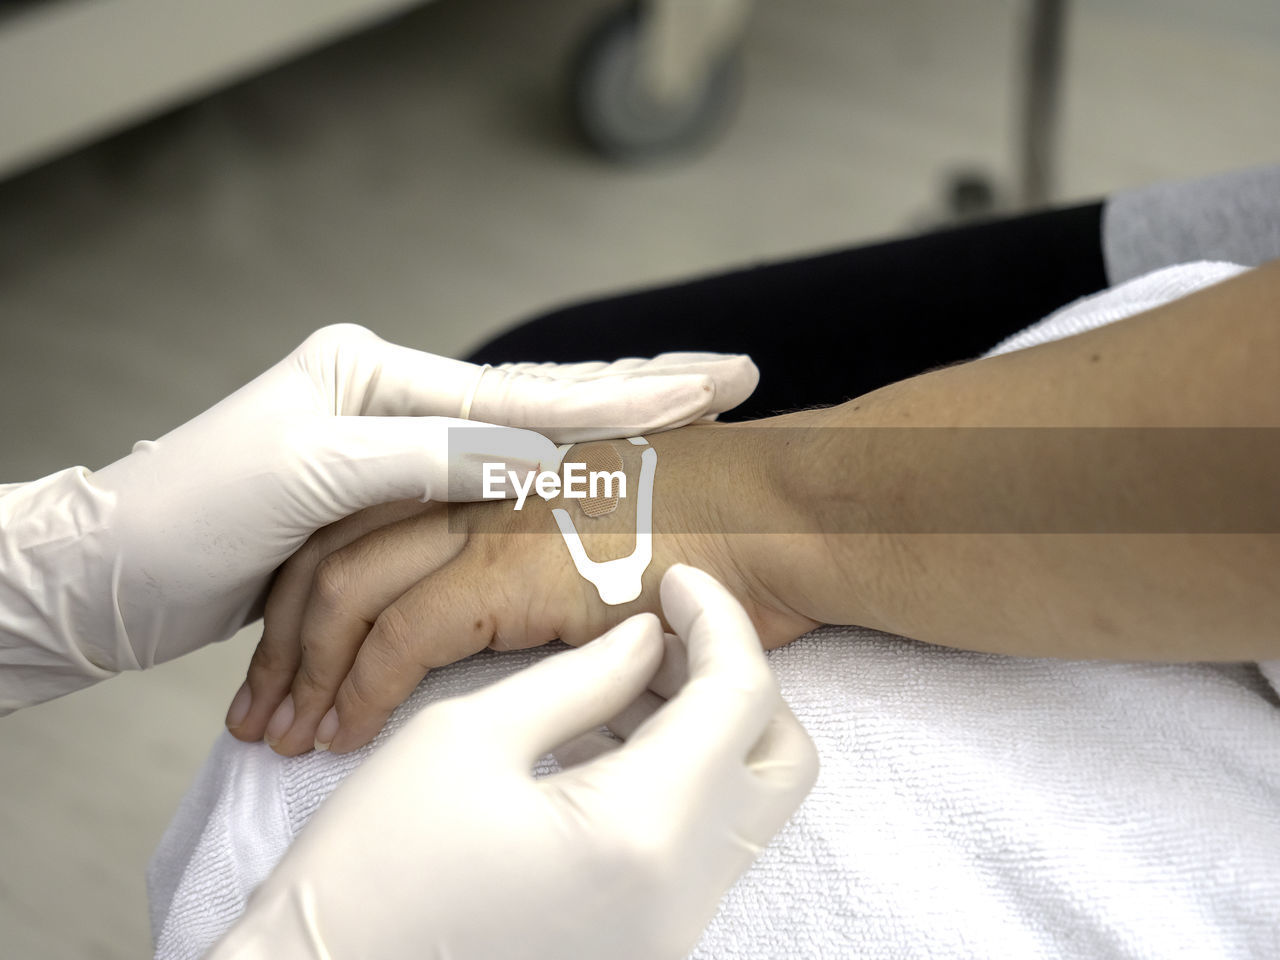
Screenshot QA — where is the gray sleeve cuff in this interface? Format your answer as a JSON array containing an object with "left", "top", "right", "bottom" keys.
[{"left": 1102, "top": 163, "right": 1280, "bottom": 284}]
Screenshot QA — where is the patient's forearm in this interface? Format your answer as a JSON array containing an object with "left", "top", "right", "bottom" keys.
[{"left": 764, "top": 260, "right": 1280, "bottom": 661}]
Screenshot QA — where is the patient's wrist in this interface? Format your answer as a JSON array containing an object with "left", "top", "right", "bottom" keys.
[
  {"left": 554, "top": 412, "right": 904, "bottom": 646},
  {"left": 751, "top": 403, "right": 910, "bottom": 635}
]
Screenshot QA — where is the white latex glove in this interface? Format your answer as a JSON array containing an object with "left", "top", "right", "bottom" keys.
[
  {"left": 207, "top": 564, "right": 818, "bottom": 960},
  {"left": 0, "top": 325, "right": 758, "bottom": 712}
]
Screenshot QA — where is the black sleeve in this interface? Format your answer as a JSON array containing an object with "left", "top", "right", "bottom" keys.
[{"left": 467, "top": 202, "right": 1106, "bottom": 421}]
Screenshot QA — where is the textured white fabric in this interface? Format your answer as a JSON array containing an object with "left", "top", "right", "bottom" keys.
[
  {"left": 150, "top": 262, "right": 1280, "bottom": 959},
  {"left": 985, "top": 259, "right": 1245, "bottom": 355},
  {"left": 1102, "top": 164, "right": 1280, "bottom": 285},
  {"left": 150, "top": 636, "right": 1280, "bottom": 960}
]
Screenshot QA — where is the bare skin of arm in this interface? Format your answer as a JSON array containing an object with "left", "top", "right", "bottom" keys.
[
  {"left": 761, "top": 257, "right": 1280, "bottom": 662},
  {"left": 233, "top": 260, "right": 1280, "bottom": 755}
]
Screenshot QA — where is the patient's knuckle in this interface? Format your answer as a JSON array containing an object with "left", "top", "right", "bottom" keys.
[
  {"left": 285, "top": 532, "right": 326, "bottom": 575},
  {"left": 311, "top": 554, "right": 354, "bottom": 611},
  {"left": 248, "top": 637, "right": 291, "bottom": 680},
  {"left": 340, "top": 663, "right": 383, "bottom": 715},
  {"left": 292, "top": 652, "right": 334, "bottom": 700},
  {"left": 262, "top": 573, "right": 302, "bottom": 627},
  {"left": 282, "top": 542, "right": 330, "bottom": 593},
  {"left": 368, "top": 606, "right": 419, "bottom": 665}
]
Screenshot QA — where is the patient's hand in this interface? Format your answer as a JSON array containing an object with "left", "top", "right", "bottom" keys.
[{"left": 230, "top": 420, "right": 821, "bottom": 755}]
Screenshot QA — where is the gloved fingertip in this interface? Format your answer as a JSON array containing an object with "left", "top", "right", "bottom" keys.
[
  {"left": 659, "top": 564, "right": 736, "bottom": 639},
  {"left": 703, "top": 356, "right": 760, "bottom": 413},
  {"left": 571, "top": 614, "right": 664, "bottom": 686},
  {"left": 590, "top": 611, "right": 661, "bottom": 658},
  {"left": 659, "top": 563, "right": 714, "bottom": 606}
]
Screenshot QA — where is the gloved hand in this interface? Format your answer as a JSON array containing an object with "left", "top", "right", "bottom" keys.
[
  {"left": 0, "top": 325, "right": 757, "bottom": 712},
  {"left": 206, "top": 564, "right": 819, "bottom": 960}
]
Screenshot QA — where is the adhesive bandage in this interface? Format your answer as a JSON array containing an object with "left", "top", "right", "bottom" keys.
[
  {"left": 552, "top": 436, "right": 656, "bottom": 606},
  {"left": 574, "top": 441, "right": 625, "bottom": 517}
]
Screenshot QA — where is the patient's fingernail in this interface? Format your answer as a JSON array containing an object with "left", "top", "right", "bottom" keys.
[
  {"left": 265, "top": 694, "right": 294, "bottom": 747},
  {"left": 225, "top": 681, "right": 252, "bottom": 729},
  {"left": 314, "top": 707, "right": 339, "bottom": 752}
]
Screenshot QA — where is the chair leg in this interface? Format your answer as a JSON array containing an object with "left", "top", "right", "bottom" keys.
[{"left": 1018, "top": 0, "right": 1068, "bottom": 207}]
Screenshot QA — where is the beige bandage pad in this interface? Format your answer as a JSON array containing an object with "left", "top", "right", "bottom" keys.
[{"left": 568, "top": 442, "right": 624, "bottom": 517}]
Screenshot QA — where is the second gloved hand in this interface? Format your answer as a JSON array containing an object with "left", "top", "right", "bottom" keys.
[{"left": 206, "top": 565, "right": 819, "bottom": 960}]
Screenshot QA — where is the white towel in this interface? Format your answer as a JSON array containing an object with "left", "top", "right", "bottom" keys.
[
  {"left": 987, "top": 259, "right": 1245, "bottom": 354},
  {"left": 149, "top": 262, "right": 1280, "bottom": 959}
]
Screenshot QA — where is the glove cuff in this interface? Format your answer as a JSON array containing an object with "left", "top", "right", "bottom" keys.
[{"left": 0, "top": 467, "right": 125, "bottom": 712}]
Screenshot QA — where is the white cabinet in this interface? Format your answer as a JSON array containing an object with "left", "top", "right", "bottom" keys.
[{"left": 0, "top": 0, "right": 430, "bottom": 179}]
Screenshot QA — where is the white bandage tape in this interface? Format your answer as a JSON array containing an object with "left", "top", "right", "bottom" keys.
[{"left": 552, "top": 436, "right": 656, "bottom": 606}]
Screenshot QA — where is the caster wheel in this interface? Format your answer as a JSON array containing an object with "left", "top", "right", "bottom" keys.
[{"left": 569, "top": 4, "right": 742, "bottom": 163}]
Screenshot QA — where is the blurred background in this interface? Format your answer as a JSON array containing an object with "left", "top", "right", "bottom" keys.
[{"left": 0, "top": 0, "right": 1276, "bottom": 955}]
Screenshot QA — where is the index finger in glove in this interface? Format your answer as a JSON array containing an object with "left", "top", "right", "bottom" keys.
[
  {"left": 471, "top": 353, "right": 760, "bottom": 442},
  {"left": 621, "top": 565, "right": 781, "bottom": 776},
  {"left": 296, "top": 326, "right": 759, "bottom": 438},
  {"left": 290, "top": 415, "right": 555, "bottom": 512},
  {"left": 463, "top": 614, "right": 665, "bottom": 771},
  {"left": 613, "top": 570, "right": 819, "bottom": 838},
  {"left": 600, "top": 631, "right": 690, "bottom": 744},
  {"left": 494, "top": 353, "right": 759, "bottom": 415},
  {"left": 552, "top": 631, "right": 687, "bottom": 768}
]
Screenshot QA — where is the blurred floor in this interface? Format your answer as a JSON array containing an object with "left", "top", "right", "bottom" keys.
[{"left": 0, "top": 0, "right": 1276, "bottom": 956}]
